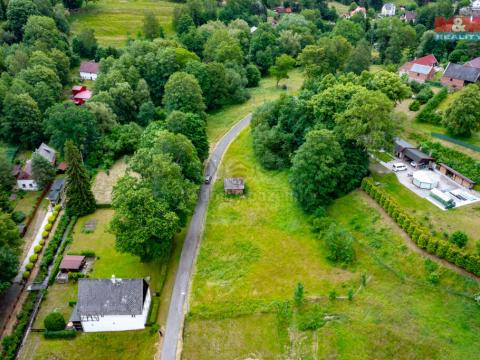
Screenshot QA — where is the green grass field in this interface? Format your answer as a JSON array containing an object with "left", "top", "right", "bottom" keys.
[
  {"left": 182, "top": 129, "right": 480, "bottom": 359},
  {"left": 21, "top": 209, "right": 167, "bottom": 360},
  {"left": 70, "top": 0, "right": 175, "bottom": 47},
  {"left": 206, "top": 69, "right": 304, "bottom": 144}
]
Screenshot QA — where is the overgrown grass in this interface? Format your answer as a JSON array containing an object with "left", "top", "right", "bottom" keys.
[
  {"left": 206, "top": 69, "right": 304, "bottom": 144},
  {"left": 13, "top": 191, "right": 45, "bottom": 216},
  {"left": 70, "top": 0, "right": 175, "bottom": 47},
  {"left": 183, "top": 129, "right": 480, "bottom": 359},
  {"left": 21, "top": 209, "right": 168, "bottom": 359}
]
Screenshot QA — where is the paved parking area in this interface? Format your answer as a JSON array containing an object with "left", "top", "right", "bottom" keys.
[{"left": 381, "top": 159, "right": 480, "bottom": 210}]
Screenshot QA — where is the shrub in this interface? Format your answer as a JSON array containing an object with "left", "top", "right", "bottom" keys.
[
  {"left": 39, "top": 239, "right": 45, "bottom": 246},
  {"left": 416, "top": 87, "right": 434, "bottom": 104},
  {"left": 68, "top": 300, "right": 77, "bottom": 307},
  {"left": 48, "top": 215, "right": 55, "bottom": 223},
  {"left": 324, "top": 224, "right": 355, "bottom": 264},
  {"left": 22, "top": 271, "right": 30, "bottom": 280},
  {"left": 11, "top": 211, "right": 26, "bottom": 224},
  {"left": 428, "top": 272, "right": 440, "bottom": 284},
  {"left": 328, "top": 289, "right": 337, "bottom": 300},
  {"left": 34, "top": 245, "right": 42, "bottom": 254},
  {"left": 297, "top": 306, "right": 325, "bottom": 331},
  {"left": 54, "top": 204, "right": 62, "bottom": 211},
  {"left": 44, "top": 330, "right": 76, "bottom": 339},
  {"left": 68, "top": 272, "right": 87, "bottom": 281},
  {"left": 44, "top": 312, "right": 66, "bottom": 331},
  {"left": 53, "top": 210, "right": 59, "bottom": 218},
  {"left": 409, "top": 100, "right": 420, "bottom": 111},
  {"left": 347, "top": 289, "right": 354, "bottom": 301},
  {"left": 26, "top": 263, "right": 33, "bottom": 271},
  {"left": 42, "top": 231, "right": 49, "bottom": 238},
  {"left": 29, "top": 254, "right": 38, "bottom": 263},
  {"left": 294, "top": 282, "right": 304, "bottom": 307},
  {"left": 45, "top": 223, "right": 52, "bottom": 231},
  {"left": 416, "top": 87, "right": 447, "bottom": 124},
  {"left": 450, "top": 231, "right": 468, "bottom": 248}
]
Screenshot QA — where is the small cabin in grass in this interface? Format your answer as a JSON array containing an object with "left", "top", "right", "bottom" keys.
[
  {"left": 437, "top": 163, "right": 476, "bottom": 189},
  {"left": 224, "top": 177, "right": 244, "bottom": 195},
  {"left": 79, "top": 61, "right": 99, "bottom": 81},
  {"left": 70, "top": 276, "right": 151, "bottom": 332}
]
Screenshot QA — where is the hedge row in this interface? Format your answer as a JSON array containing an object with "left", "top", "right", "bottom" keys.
[
  {"left": 416, "top": 87, "right": 448, "bottom": 124},
  {"left": 418, "top": 140, "right": 480, "bottom": 183},
  {"left": 361, "top": 178, "right": 480, "bottom": 276},
  {"left": 35, "top": 213, "right": 70, "bottom": 283},
  {"left": 0, "top": 293, "right": 36, "bottom": 360},
  {"left": 44, "top": 329, "right": 76, "bottom": 339}
]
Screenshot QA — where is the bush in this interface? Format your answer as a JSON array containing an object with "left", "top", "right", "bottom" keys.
[
  {"left": 297, "top": 306, "right": 326, "bottom": 331},
  {"left": 42, "top": 231, "right": 49, "bottom": 238},
  {"left": 409, "top": 100, "right": 420, "bottom": 111},
  {"left": 48, "top": 215, "right": 55, "bottom": 223},
  {"left": 44, "top": 330, "right": 76, "bottom": 339},
  {"left": 324, "top": 224, "right": 355, "bottom": 264},
  {"left": 294, "top": 282, "right": 304, "bottom": 307},
  {"left": 450, "top": 231, "right": 468, "bottom": 248},
  {"left": 68, "top": 272, "right": 87, "bottom": 282},
  {"left": 45, "top": 223, "right": 52, "bottom": 231},
  {"left": 34, "top": 245, "right": 42, "bottom": 254},
  {"left": 328, "top": 289, "right": 337, "bottom": 300},
  {"left": 39, "top": 239, "right": 45, "bottom": 246},
  {"left": 22, "top": 271, "right": 30, "bottom": 280},
  {"left": 428, "top": 272, "right": 440, "bottom": 284},
  {"left": 26, "top": 263, "right": 33, "bottom": 271},
  {"left": 416, "top": 87, "right": 447, "bottom": 124},
  {"left": 11, "top": 211, "right": 26, "bottom": 224},
  {"left": 44, "top": 312, "right": 66, "bottom": 331},
  {"left": 416, "top": 87, "right": 434, "bottom": 104},
  {"left": 54, "top": 204, "right": 62, "bottom": 211},
  {"left": 29, "top": 254, "right": 38, "bottom": 263}
]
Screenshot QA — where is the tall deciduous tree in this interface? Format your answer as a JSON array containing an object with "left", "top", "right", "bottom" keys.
[
  {"left": 443, "top": 84, "right": 480, "bottom": 137},
  {"left": 0, "top": 154, "right": 15, "bottom": 193},
  {"left": 163, "top": 71, "right": 205, "bottom": 115},
  {"left": 0, "top": 212, "right": 20, "bottom": 292},
  {"left": 31, "top": 154, "right": 56, "bottom": 189},
  {"left": 110, "top": 176, "right": 179, "bottom": 262},
  {"left": 289, "top": 129, "right": 345, "bottom": 212},
  {"left": 6, "top": 0, "right": 39, "bottom": 39},
  {"left": 143, "top": 11, "right": 163, "bottom": 40},
  {"left": 1, "top": 93, "right": 43, "bottom": 148},
  {"left": 269, "top": 54, "right": 296, "bottom": 87},
  {"left": 64, "top": 140, "right": 96, "bottom": 217}
]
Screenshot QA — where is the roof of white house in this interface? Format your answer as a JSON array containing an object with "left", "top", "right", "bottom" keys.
[
  {"left": 382, "top": 3, "right": 395, "bottom": 10},
  {"left": 76, "top": 277, "right": 148, "bottom": 317},
  {"left": 410, "top": 63, "right": 433, "bottom": 74},
  {"left": 80, "top": 61, "right": 100, "bottom": 74},
  {"left": 35, "top": 143, "right": 56, "bottom": 164}
]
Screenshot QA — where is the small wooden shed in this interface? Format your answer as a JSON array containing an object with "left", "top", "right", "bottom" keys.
[{"left": 224, "top": 177, "right": 245, "bottom": 195}]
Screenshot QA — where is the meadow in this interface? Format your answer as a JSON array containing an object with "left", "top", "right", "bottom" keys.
[
  {"left": 70, "top": 0, "right": 175, "bottom": 47},
  {"left": 182, "top": 129, "right": 480, "bottom": 359}
]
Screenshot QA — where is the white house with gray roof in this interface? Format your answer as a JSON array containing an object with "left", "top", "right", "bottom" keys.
[
  {"left": 70, "top": 276, "right": 151, "bottom": 332},
  {"left": 381, "top": 3, "right": 396, "bottom": 16}
]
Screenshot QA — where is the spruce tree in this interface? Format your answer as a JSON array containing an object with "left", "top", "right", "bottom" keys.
[{"left": 64, "top": 140, "right": 96, "bottom": 216}]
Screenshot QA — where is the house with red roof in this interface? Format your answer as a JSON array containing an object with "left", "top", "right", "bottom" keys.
[
  {"left": 399, "top": 55, "right": 438, "bottom": 82},
  {"left": 274, "top": 6, "right": 292, "bottom": 14},
  {"left": 72, "top": 85, "right": 92, "bottom": 105},
  {"left": 344, "top": 6, "right": 367, "bottom": 18},
  {"left": 79, "top": 61, "right": 100, "bottom": 81}
]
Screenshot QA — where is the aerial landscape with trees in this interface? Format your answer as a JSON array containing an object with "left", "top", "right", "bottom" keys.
[{"left": 0, "top": 0, "right": 479, "bottom": 358}]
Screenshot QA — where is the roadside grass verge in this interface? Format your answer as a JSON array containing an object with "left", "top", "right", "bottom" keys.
[
  {"left": 183, "top": 129, "right": 480, "bottom": 359},
  {"left": 70, "top": 0, "right": 175, "bottom": 47}
]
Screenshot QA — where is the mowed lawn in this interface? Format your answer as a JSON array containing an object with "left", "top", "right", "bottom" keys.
[
  {"left": 372, "top": 172, "right": 480, "bottom": 252},
  {"left": 20, "top": 209, "right": 166, "bottom": 360},
  {"left": 70, "top": 0, "right": 175, "bottom": 47},
  {"left": 206, "top": 69, "right": 304, "bottom": 144},
  {"left": 182, "top": 129, "right": 480, "bottom": 359}
]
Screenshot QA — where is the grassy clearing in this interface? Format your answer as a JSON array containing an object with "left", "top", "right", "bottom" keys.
[
  {"left": 183, "top": 129, "right": 480, "bottom": 359},
  {"left": 206, "top": 69, "right": 303, "bottom": 144},
  {"left": 91, "top": 157, "right": 128, "bottom": 205},
  {"left": 328, "top": 1, "right": 349, "bottom": 14},
  {"left": 70, "top": 0, "right": 175, "bottom": 47},
  {"left": 21, "top": 209, "right": 167, "bottom": 360},
  {"left": 12, "top": 191, "right": 45, "bottom": 216},
  {"left": 371, "top": 172, "right": 480, "bottom": 252}
]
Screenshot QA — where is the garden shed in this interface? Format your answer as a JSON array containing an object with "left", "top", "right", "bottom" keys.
[
  {"left": 60, "top": 255, "right": 86, "bottom": 273},
  {"left": 437, "top": 163, "right": 476, "bottom": 189},
  {"left": 224, "top": 178, "right": 245, "bottom": 195}
]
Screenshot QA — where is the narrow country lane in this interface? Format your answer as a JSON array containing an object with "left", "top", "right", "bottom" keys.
[{"left": 160, "top": 114, "right": 252, "bottom": 360}]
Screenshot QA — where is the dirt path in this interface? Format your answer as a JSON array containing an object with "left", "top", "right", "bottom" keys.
[{"left": 360, "top": 192, "right": 480, "bottom": 282}]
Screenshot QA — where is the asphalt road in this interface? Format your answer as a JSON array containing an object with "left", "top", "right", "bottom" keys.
[{"left": 160, "top": 114, "right": 252, "bottom": 360}]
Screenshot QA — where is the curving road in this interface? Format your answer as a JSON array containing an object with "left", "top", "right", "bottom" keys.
[{"left": 160, "top": 114, "right": 252, "bottom": 360}]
